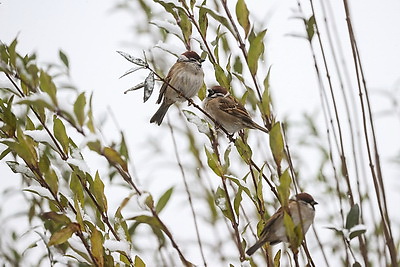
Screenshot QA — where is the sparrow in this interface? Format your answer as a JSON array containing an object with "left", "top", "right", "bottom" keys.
[
  {"left": 203, "top": 86, "right": 269, "bottom": 133},
  {"left": 150, "top": 51, "right": 205, "bottom": 125},
  {"left": 246, "top": 192, "right": 318, "bottom": 256}
]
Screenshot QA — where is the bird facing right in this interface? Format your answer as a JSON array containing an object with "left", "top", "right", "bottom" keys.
[
  {"left": 150, "top": 51, "right": 205, "bottom": 125},
  {"left": 203, "top": 86, "right": 268, "bottom": 133},
  {"left": 246, "top": 192, "right": 318, "bottom": 256}
]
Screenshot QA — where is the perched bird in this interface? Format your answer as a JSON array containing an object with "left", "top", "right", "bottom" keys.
[
  {"left": 150, "top": 51, "right": 205, "bottom": 125},
  {"left": 246, "top": 192, "right": 318, "bottom": 256},
  {"left": 203, "top": 86, "right": 269, "bottom": 133}
]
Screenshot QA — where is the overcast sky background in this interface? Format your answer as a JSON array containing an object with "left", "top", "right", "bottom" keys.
[{"left": 1, "top": 0, "right": 400, "bottom": 265}]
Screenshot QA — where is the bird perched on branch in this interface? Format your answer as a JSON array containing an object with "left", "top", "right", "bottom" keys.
[
  {"left": 203, "top": 86, "right": 269, "bottom": 133},
  {"left": 246, "top": 192, "right": 318, "bottom": 256},
  {"left": 150, "top": 51, "right": 205, "bottom": 125}
]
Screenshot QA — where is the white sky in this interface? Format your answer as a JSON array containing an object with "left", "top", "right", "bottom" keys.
[{"left": 1, "top": 0, "right": 400, "bottom": 266}]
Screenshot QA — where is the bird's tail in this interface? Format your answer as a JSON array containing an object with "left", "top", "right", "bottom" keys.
[
  {"left": 246, "top": 239, "right": 267, "bottom": 256},
  {"left": 150, "top": 103, "right": 172, "bottom": 125},
  {"left": 252, "top": 122, "right": 269, "bottom": 133}
]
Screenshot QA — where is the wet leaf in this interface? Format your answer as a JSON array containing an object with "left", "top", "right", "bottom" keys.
[
  {"left": 103, "top": 146, "right": 128, "bottom": 172},
  {"left": 349, "top": 229, "right": 366, "bottom": 240},
  {"left": 48, "top": 223, "right": 80, "bottom": 246},
  {"left": 205, "top": 147, "right": 223, "bottom": 177},
  {"left": 234, "top": 138, "right": 252, "bottom": 164},
  {"left": 124, "top": 82, "right": 145, "bottom": 94},
  {"left": 93, "top": 171, "right": 108, "bottom": 212},
  {"left": 119, "top": 66, "right": 144, "bottom": 79},
  {"left": 143, "top": 72, "right": 154, "bottom": 102},
  {"left": 53, "top": 116, "right": 69, "bottom": 155},
  {"left": 117, "top": 51, "right": 147, "bottom": 67},
  {"left": 183, "top": 110, "right": 210, "bottom": 135},
  {"left": 91, "top": 228, "right": 104, "bottom": 267}
]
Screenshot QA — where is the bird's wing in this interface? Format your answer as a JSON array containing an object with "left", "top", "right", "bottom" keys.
[
  {"left": 219, "top": 97, "right": 253, "bottom": 121},
  {"left": 156, "top": 76, "right": 170, "bottom": 104}
]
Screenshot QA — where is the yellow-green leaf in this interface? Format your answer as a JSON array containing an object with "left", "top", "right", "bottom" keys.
[
  {"left": 155, "top": 187, "right": 174, "bottom": 214},
  {"left": 236, "top": 0, "right": 250, "bottom": 38},
  {"left": 277, "top": 169, "right": 291, "bottom": 206},
  {"left": 274, "top": 249, "right": 281, "bottom": 267},
  {"left": 74, "top": 92, "right": 86, "bottom": 127},
  {"left": 214, "top": 64, "right": 230, "bottom": 89},
  {"left": 204, "top": 147, "right": 224, "bottom": 177},
  {"left": 91, "top": 228, "right": 104, "bottom": 267},
  {"left": 103, "top": 147, "right": 128, "bottom": 172},
  {"left": 269, "top": 122, "right": 284, "bottom": 166},
  {"left": 198, "top": 4, "right": 209, "bottom": 37},
  {"left": 234, "top": 138, "right": 252, "bottom": 164},
  {"left": 39, "top": 70, "right": 57, "bottom": 105},
  {"left": 48, "top": 223, "right": 80, "bottom": 246},
  {"left": 260, "top": 67, "right": 272, "bottom": 117},
  {"left": 44, "top": 168, "right": 59, "bottom": 195},
  {"left": 53, "top": 116, "right": 69, "bottom": 155},
  {"left": 134, "top": 255, "right": 146, "bottom": 267},
  {"left": 93, "top": 171, "right": 108, "bottom": 212},
  {"left": 247, "top": 29, "right": 267, "bottom": 75}
]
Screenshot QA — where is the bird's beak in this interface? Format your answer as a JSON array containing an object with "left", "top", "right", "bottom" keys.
[
  {"left": 200, "top": 58, "right": 205, "bottom": 63},
  {"left": 313, "top": 201, "right": 318, "bottom": 205}
]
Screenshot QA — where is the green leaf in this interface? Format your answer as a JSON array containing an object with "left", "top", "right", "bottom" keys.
[
  {"left": 178, "top": 9, "right": 192, "bottom": 45},
  {"left": 345, "top": 204, "right": 360, "bottom": 230},
  {"left": 214, "top": 64, "right": 230, "bottom": 89},
  {"left": 223, "top": 144, "right": 232, "bottom": 172},
  {"left": 236, "top": 0, "right": 250, "bottom": 38},
  {"left": 91, "top": 228, "right": 104, "bottom": 267},
  {"left": 39, "top": 70, "right": 57, "bottom": 105},
  {"left": 134, "top": 256, "right": 146, "bottom": 267},
  {"left": 306, "top": 15, "right": 315, "bottom": 41},
  {"left": 59, "top": 50, "right": 69, "bottom": 68},
  {"left": 234, "top": 138, "right": 252, "bottom": 164},
  {"left": 70, "top": 172, "right": 84, "bottom": 205},
  {"left": 349, "top": 229, "right": 366, "bottom": 240},
  {"left": 204, "top": 147, "right": 224, "bottom": 177},
  {"left": 74, "top": 196, "right": 85, "bottom": 230},
  {"left": 198, "top": 3, "right": 209, "bottom": 37},
  {"left": 93, "top": 171, "right": 108, "bottom": 212},
  {"left": 155, "top": 187, "right": 174, "bottom": 213},
  {"left": 41, "top": 211, "right": 71, "bottom": 225},
  {"left": 274, "top": 249, "right": 281, "bottom": 267},
  {"left": 215, "top": 186, "right": 233, "bottom": 222},
  {"left": 199, "top": 7, "right": 235, "bottom": 36},
  {"left": 48, "top": 223, "right": 80, "bottom": 246},
  {"left": 353, "top": 262, "right": 362, "bottom": 267},
  {"left": 53, "top": 116, "right": 69, "bottom": 155},
  {"left": 74, "top": 92, "right": 86, "bottom": 127},
  {"left": 247, "top": 29, "right": 267, "bottom": 75},
  {"left": 233, "top": 188, "right": 242, "bottom": 217},
  {"left": 44, "top": 168, "right": 59, "bottom": 195},
  {"left": 260, "top": 67, "right": 272, "bottom": 117},
  {"left": 269, "top": 122, "right": 284, "bottom": 166},
  {"left": 277, "top": 169, "right": 291, "bottom": 206}
]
